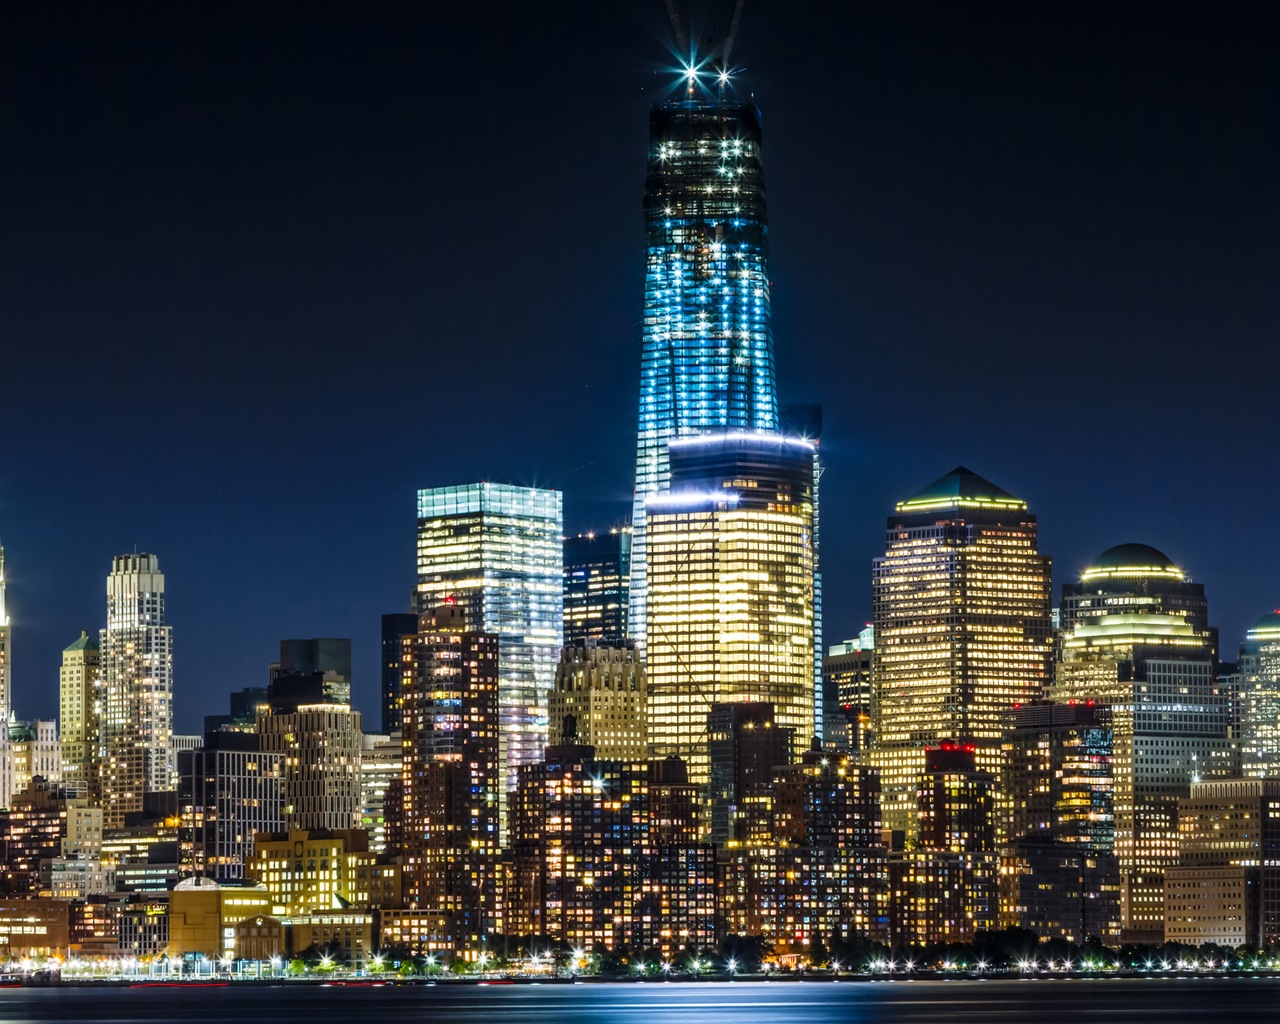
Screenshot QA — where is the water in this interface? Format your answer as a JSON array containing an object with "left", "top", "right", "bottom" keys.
[{"left": 0, "top": 977, "right": 1273, "bottom": 1022}]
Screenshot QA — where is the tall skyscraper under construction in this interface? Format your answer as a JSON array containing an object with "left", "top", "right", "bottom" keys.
[{"left": 629, "top": 87, "right": 779, "bottom": 643}]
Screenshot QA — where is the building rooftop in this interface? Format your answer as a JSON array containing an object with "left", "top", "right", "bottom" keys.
[
  {"left": 1246, "top": 610, "right": 1280, "bottom": 641},
  {"left": 896, "top": 466, "right": 1026, "bottom": 514},
  {"left": 1081, "top": 543, "right": 1184, "bottom": 582},
  {"left": 63, "top": 631, "right": 99, "bottom": 652}
]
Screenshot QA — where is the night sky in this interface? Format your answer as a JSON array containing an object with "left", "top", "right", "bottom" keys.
[{"left": 3, "top": 2, "right": 1278, "bottom": 733}]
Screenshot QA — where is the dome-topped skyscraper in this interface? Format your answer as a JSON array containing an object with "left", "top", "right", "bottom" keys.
[
  {"left": 1051, "top": 544, "right": 1231, "bottom": 942},
  {"left": 1061, "top": 543, "right": 1214, "bottom": 646}
]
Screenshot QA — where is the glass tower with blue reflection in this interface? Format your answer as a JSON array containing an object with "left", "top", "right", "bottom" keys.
[
  {"left": 629, "top": 93, "right": 779, "bottom": 641},
  {"left": 414, "top": 483, "right": 563, "bottom": 802}
]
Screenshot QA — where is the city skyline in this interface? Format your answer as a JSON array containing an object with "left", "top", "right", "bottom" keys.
[{"left": 4, "top": 2, "right": 1279, "bottom": 731}]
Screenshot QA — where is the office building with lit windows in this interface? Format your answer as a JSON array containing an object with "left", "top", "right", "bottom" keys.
[
  {"left": 869, "top": 468, "right": 1053, "bottom": 840},
  {"left": 1164, "top": 778, "right": 1280, "bottom": 947},
  {"left": 256, "top": 641, "right": 362, "bottom": 832},
  {"left": 645, "top": 433, "right": 816, "bottom": 786},
  {"left": 563, "top": 529, "right": 631, "bottom": 645},
  {"left": 414, "top": 483, "right": 563, "bottom": 796},
  {"left": 629, "top": 92, "right": 779, "bottom": 644},
  {"left": 380, "top": 612, "right": 418, "bottom": 735},
  {"left": 823, "top": 628, "right": 874, "bottom": 756},
  {"left": 1237, "top": 611, "right": 1280, "bottom": 777},
  {"left": 398, "top": 603, "right": 500, "bottom": 945},
  {"left": 0, "top": 544, "right": 11, "bottom": 803},
  {"left": 177, "top": 731, "right": 283, "bottom": 882},
  {"left": 1050, "top": 544, "right": 1233, "bottom": 941},
  {"left": 100, "top": 554, "right": 175, "bottom": 828},
  {"left": 548, "top": 641, "right": 646, "bottom": 760},
  {"left": 1001, "top": 700, "right": 1120, "bottom": 941}
]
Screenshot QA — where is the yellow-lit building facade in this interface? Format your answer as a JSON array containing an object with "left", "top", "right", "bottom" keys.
[
  {"left": 548, "top": 642, "right": 646, "bottom": 760},
  {"left": 166, "top": 877, "right": 273, "bottom": 959},
  {"left": 58, "top": 631, "right": 102, "bottom": 801},
  {"left": 646, "top": 433, "right": 816, "bottom": 787},
  {"left": 869, "top": 467, "right": 1052, "bottom": 839},
  {"left": 249, "top": 829, "right": 400, "bottom": 916}
]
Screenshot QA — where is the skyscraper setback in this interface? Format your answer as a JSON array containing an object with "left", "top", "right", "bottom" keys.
[{"left": 629, "top": 93, "right": 779, "bottom": 642}]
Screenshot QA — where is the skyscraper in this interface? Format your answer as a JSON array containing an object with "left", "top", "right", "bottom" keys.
[
  {"left": 256, "top": 640, "right": 362, "bottom": 832},
  {"left": 869, "top": 468, "right": 1053, "bottom": 840},
  {"left": 562, "top": 529, "right": 631, "bottom": 645},
  {"left": 0, "top": 544, "right": 10, "bottom": 722},
  {"left": 645, "top": 433, "right": 816, "bottom": 785},
  {"left": 414, "top": 483, "right": 562, "bottom": 794},
  {"left": 399, "top": 603, "right": 500, "bottom": 943},
  {"left": 380, "top": 612, "right": 418, "bottom": 735},
  {"left": 629, "top": 92, "right": 779, "bottom": 643},
  {"left": 548, "top": 641, "right": 646, "bottom": 760},
  {"left": 100, "top": 554, "right": 175, "bottom": 828},
  {"left": 1050, "top": 544, "right": 1232, "bottom": 940},
  {"left": 59, "top": 633, "right": 102, "bottom": 802},
  {"left": 1237, "top": 611, "right": 1280, "bottom": 777},
  {"left": 0, "top": 544, "right": 12, "bottom": 804},
  {"left": 177, "top": 730, "right": 283, "bottom": 882}
]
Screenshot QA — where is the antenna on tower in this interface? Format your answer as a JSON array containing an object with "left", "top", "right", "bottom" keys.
[
  {"left": 722, "top": 0, "right": 745, "bottom": 70},
  {"left": 664, "top": 0, "right": 690, "bottom": 60}
]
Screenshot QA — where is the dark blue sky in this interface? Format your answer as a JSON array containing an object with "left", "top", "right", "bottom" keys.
[{"left": 3, "top": 2, "right": 1278, "bottom": 732}]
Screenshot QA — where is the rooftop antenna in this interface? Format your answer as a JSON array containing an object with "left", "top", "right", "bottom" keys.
[
  {"left": 722, "top": 0, "right": 745, "bottom": 70},
  {"left": 664, "top": 0, "right": 690, "bottom": 61}
]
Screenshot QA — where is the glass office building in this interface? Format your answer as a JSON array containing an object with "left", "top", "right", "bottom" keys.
[
  {"left": 414, "top": 483, "right": 563, "bottom": 796},
  {"left": 645, "top": 433, "right": 815, "bottom": 786},
  {"left": 630, "top": 94, "right": 779, "bottom": 643}
]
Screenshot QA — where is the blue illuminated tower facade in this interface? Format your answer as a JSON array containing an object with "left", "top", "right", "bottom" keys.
[{"left": 629, "top": 94, "right": 779, "bottom": 642}]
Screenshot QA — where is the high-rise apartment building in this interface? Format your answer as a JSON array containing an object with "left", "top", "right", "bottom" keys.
[
  {"left": 1050, "top": 544, "right": 1233, "bottom": 940},
  {"left": 0, "top": 544, "right": 10, "bottom": 805},
  {"left": 100, "top": 554, "right": 175, "bottom": 828},
  {"left": 707, "top": 701, "right": 792, "bottom": 846},
  {"left": 629, "top": 93, "right": 779, "bottom": 643},
  {"left": 548, "top": 642, "right": 646, "bottom": 760},
  {"left": 869, "top": 469, "right": 1053, "bottom": 839},
  {"left": 177, "top": 730, "right": 283, "bottom": 882},
  {"left": 888, "top": 744, "right": 1000, "bottom": 946},
  {"left": 399, "top": 603, "right": 500, "bottom": 943},
  {"left": 562, "top": 529, "right": 631, "bottom": 645},
  {"left": 256, "top": 640, "right": 362, "bottom": 831},
  {"left": 59, "top": 632, "right": 102, "bottom": 801},
  {"left": 414, "top": 483, "right": 562, "bottom": 794},
  {"left": 360, "top": 732, "right": 403, "bottom": 857},
  {"left": 646, "top": 433, "right": 816, "bottom": 785},
  {"left": 508, "top": 744, "right": 715, "bottom": 953},
  {"left": 1002, "top": 702, "right": 1121, "bottom": 942},
  {"left": 1238, "top": 611, "right": 1280, "bottom": 777}
]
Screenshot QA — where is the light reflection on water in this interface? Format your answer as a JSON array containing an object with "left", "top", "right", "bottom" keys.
[{"left": 0, "top": 978, "right": 1275, "bottom": 1024}]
